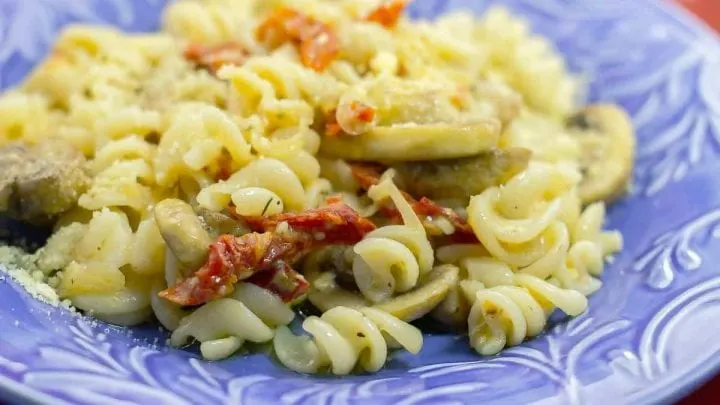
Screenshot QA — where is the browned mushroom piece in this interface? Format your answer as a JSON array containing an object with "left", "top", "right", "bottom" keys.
[
  {"left": 391, "top": 147, "right": 532, "bottom": 201},
  {"left": 373, "top": 264, "right": 459, "bottom": 322},
  {"left": 0, "top": 140, "right": 90, "bottom": 224},
  {"left": 154, "top": 199, "right": 214, "bottom": 271},
  {"left": 305, "top": 250, "right": 459, "bottom": 323},
  {"left": 429, "top": 282, "right": 471, "bottom": 330},
  {"left": 566, "top": 104, "right": 635, "bottom": 205},
  {"left": 195, "top": 207, "right": 249, "bottom": 239}
]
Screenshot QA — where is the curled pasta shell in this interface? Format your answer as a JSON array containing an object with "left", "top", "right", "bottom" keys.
[
  {"left": 461, "top": 274, "right": 588, "bottom": 356},
  {"left": 273, "top": 306, "right": 422, "bottom": 375},
  {"left": 374, "top": 264, "right": 459, "bottom": 322},
  {"left": 353, "top": 238, "right": 420, "bottom": 303}
]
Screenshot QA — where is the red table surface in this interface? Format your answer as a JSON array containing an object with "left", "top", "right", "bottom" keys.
[{"left": 0, "top": 2, "right": 717, "bottom": 405}]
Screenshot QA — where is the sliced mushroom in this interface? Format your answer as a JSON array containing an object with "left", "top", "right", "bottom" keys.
[
  {"left": 154, "top": 199, "right": 213, "bottom": 271},
  {"left": 195, "top": 207, "right": 249, "bottom": 239},
  {"left": 391, "top": 147, "right": 532, "bottom": 201},
  {"left": 306, "top": 270, "right": 368, "bottom": 312},
  {"left": 306, "top": 260, "right": 458, "bottom": 323},
  {"left": 430, "top": 284, "right": 469, "bottom": 330},
  {"left": 0, "top": 140, "right": 91, "bottom": 224},
  {"left": 319, "top": 120, "right": 501, "bottom": 162},
  {"left": 566, "top": 104, "right": 635, "bottom": 205},
  {"left": 374, "top": 264, "right": 459, "bottom": 322}
]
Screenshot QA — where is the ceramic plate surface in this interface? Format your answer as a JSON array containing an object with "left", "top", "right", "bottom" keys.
[{"left": 1, "top": 1, "right": 720, "bottom": 404}]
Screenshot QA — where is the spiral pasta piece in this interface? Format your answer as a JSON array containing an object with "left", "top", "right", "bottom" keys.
[
  {"left": 150, "top": 277, "right": 187, "bottom": 331},
  {"left": 0, "top": 92, "right": 52, "bottom": 146},
  {"left": 572, "top": 202, "right": 623, "bottom": 257},
  {"left": 163, "top": 0, "right": 256, "bottom": 46},
  {"left": 127, "top": 217, "right": 166, "bottom": 276},
  {"left": 273, "top": 306, "right": 422, "bottom": 375},
  {"left": 94, "top": 107, "right": 163, "bottom": 142},
  {"left": 196, "top": 157, "right": 306, "bottom": 213},
  {"left": 349, "top": 175, "right": 434, "bottom": 303},
  {"left": 248, "top": 125, "right": 323, "bottom": 189},
  {"left": 170, "top": 283, "right": 295, "bottom": 361},
  {"left": 220, "top": 59, "right": 344, "bottom": 127},
  {"left": 52, "top": 210, "right": 156, "bottom": 326},
  {"left": 53, "top": 25, "right": 150, "bottom": 76},
  {"left": 72, "top": 272, "right": 153, "bottom": 326},
  {"left": 78, "top": 158, "right": 155, "bottom": 213},
  {"left": 467, "top": 163, "right": 580, "bottom": 268},
  {"left": 89, "top": 135, "right": 156, "bottom": 174},
  {"left": 477, "top": 7, "right": 578, "bottom": 118},
  {"left": 56, "top": 209, "right": 133, "bottom": 298},
  {"left": 461, "top": 274, "right": 587, "bottom": 355},
  {"left": 155, "top": 103, "right": 253, "bottom": 187},
  {"left": 555, "top": 240, "right": 604, "bottom": 296},
  {"left": 352, "top": 225, "right": 434, "bottom": 303}
]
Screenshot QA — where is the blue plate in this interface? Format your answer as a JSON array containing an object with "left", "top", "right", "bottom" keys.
[{"left": 2, "top": 0, "right": 720, "bottom": 404}]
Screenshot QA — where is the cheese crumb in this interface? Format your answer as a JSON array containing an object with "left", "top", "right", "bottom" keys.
[{"left": 0, "top": 245, "right": 61, "bottom": 307}]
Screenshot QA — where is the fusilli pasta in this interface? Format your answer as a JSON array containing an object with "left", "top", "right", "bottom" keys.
[
  {"left": 273, "top": 306, "right": 422, "bottom": 375},
  {"left": 461, "top": 274, "right": 587, "bottom": 355},
  {"left": 171, "top": 283, "right": 295, "bottom": 361},
  {"left": 0, "top": 0, "right": 632, "bottom": 375}
]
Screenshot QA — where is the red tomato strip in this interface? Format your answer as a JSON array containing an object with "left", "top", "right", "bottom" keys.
[
  {"left": 245, "top": 260, "right": 309, "bottom": 304},
  {"left": 349, "top": 163, "right": 479, "bottom": 243},
  {"left": 256, "top": 7, "right": 340, "bottom": 71},
  {"left": 324, "top": 101, "right": 376, "bottom": 137},
  {"left": 351, "top": 101, "right": 376, "bottom": 123},
  {"left": 365, "top": 0, "right": 410, "bottom": 28},
  {"left": 243, "top": 200, "right": 377, "bottom": 245},
  {"left": 159, "top": 202, "right": 375, "bottom": 306},
  {"left": 325, "top": 110, "right": 343, "bottom": 137},
  {"left": 184, "top": 42, "right": 248, "bottom": 73}
]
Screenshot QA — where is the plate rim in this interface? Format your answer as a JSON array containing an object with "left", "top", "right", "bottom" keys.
[{"left": 621, "top": 2, "right": 720, "bottom": 404}]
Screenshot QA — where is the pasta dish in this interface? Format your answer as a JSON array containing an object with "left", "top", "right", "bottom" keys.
[{"left": 0, "top": 0, "right": 635, "bottom": 375}]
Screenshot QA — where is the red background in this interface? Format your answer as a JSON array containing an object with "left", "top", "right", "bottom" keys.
[
  {"left": 666, "top": 0, "right": 719, "bottom": 403},
  {"left": 0, "top": 2, "right": 718, "bottom": 405}
]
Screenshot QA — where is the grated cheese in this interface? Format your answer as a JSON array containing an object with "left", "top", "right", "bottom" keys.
[{"left": 0, "top": 245, "right": 66, "bottom": 308}]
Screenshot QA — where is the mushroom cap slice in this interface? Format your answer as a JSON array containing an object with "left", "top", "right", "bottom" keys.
[
  {"left": 306, "top": 266, "right": 368, "bottom": 312},
  {"left": 392, "top": 147, "right": 532, "bottom": 201},
  {"left": 319, "top": 120, "right": 501, "bottom": 162},
  {"left": 154, "top": 198, "right": 213, "bottom": 271},
  {"left": 374, "top": 264, "right": 459, "bottom": 322},
  {"left": 306, "top": 263, "right": 458, "bottom": 323},
  {"left": 430, "top": 283, "right": 470, "bottom": 330},
  {"left": 0, "top": 140, "right": 90, "bottom": 224},
  {"left": 567, "top": 104, "right": 635, "bottom": 205}
]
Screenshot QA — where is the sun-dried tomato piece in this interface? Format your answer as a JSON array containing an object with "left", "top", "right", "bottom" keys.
[
  {"left": 256, "top": 7, "right": 340, "bottom": 71},
  {"left": 348, "top": 162, "right": 386, "bottom": 190},
  {"left": 413, "top": 197, "right": 477, "bottom": 243},
  {"left": 160, "top": 202, "right": 375, "bottom": 306},
  {"left": 365, "top": 0, "right": 410, "bottom": 28},
  {"left": 159, "top": 232, "right": 300, "bottom": 306},
  {"left": 351, "top": 101, "right": 376, "bottom": 123},
  {"left": 325, "top": 109, "right": 343, "bottom": 137},
  {"left": 246, "top": 260, "right": 309, "bottom": 303},
  {"left": 243, "top": 201, "right": 377, "bottom": 245},
  {"left": 324, "top": 102, "right": 376, "bottom": 137},
  {"left": 184, "top": 42, "right": 248, "bottom": 73},
  {"left": 299, "top": 30, "right": 339, "bottom": 71},
  {"left": 204, "top": 148, "right": 234, "bottom": 181},
  {"left": 349, "top": 162, "right": 479, "bottom": 243}
]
